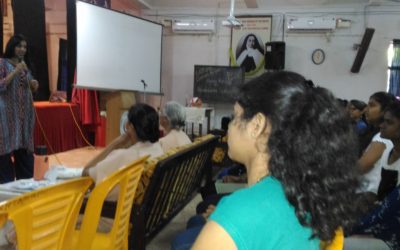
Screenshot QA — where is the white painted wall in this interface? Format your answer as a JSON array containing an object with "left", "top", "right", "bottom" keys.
[
  {"left": 284, "top": 10, "right": 400, "bottom": 102},
  {"left": 144, "top": 3, "right": 400, "bottom": 128}
]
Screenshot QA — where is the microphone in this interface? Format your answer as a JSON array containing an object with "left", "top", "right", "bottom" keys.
[
  {"left": 17, "top": 58, "right": 28, "bottom": 75},
  {"left": 141, "top": 80, "right": 148, "bottom": 103},
  {"left": 141, "top": 79, "right": 148, "bottom": 88}
]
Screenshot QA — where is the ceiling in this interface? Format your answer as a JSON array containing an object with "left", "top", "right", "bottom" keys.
[
  {"left": 43, "top": 0, "right": 400, "bottom": 12},
  {"left": 133, "top": 0, "right": 400, "bottom": 10}
]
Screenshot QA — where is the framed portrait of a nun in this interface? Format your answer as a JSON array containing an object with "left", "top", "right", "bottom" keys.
[{"left": 230, "top": 16, "right": 272, "bottom": 78}]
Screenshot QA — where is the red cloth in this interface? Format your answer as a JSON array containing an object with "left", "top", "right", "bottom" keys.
[
  {"left": 33, "top": 102, "right": 85, "bottom": 153},
  {"left": 71, "top": 88, "right": 100, "bottom": 130},
  {"left": 95, "top": 116, "right": 106, "bottom": 147},
  {"left": 71, "top": 71, "right": 100, "bottom": 131}
]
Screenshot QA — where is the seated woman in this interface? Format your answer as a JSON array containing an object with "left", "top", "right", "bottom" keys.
[
  {"left": 192, "top": 71, "right": 359, "bottom": 249},
  {"left": 348, "top": 99, "right": 367, "bottom": 135},
  {"left": 358, "top": 92, "right": 396, "bottom": 195},
  {"left": 376, "top": 101, "right": 400, "bottom": 200},
  {"left": 82, "top": 103, "right": 163, "bottom": 201},
  {"left": 0, "top": 104, "right": 164, "bottom": 247},
  {"left": 159, "top": 101, "right": 191, "bottom": 152}
]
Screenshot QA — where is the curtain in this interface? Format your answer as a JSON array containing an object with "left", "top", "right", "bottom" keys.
[
  {"left": 12, "top": 0, "right": 50, "bottom": 100},
  {"left": 388, "top": 40, "right": 400, "bottom": 97},
  {"left": 0, "top": 0, "right": 3, "bottom": 56}
]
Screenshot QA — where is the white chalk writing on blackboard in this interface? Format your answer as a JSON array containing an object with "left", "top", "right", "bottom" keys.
[{"left": 194, "top": 66, "right": 244, "bottom": 103}]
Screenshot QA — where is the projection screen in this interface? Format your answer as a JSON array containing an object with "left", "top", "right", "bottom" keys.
[{"left": 76, "top": 1, "right": 162, "bottom": 93}]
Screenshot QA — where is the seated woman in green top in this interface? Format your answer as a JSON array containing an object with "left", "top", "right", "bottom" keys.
[{"left": 192, "top": 71, "right": 360, "bottom": 250}]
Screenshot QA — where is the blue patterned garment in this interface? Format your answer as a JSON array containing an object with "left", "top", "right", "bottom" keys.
[
  {"left": 351, "top": 186, "right": 400, "bottom": 250},
  {"left": 0, "top": 58, "right": 35, "bottom": 155}
]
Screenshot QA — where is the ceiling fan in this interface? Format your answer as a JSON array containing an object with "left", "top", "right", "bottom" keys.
[{"left": 222, "top": 0, "right": 243, "bottom": 27}]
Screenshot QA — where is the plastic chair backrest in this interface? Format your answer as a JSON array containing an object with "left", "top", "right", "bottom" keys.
[
  {"left": 0, "top": 177, "right": 93, "bottom": 250},
  {"left": 320, "top": 228, "right": 344, "bottom": 250},
  {"left": 0, "top": 211, "right": 7, "bottom": 228},
  {"left": 134, "top": 134, "right": 215, "bottom": 206},
  {"left": 77, "top": 156, "right": 147, "bottom": 250}
]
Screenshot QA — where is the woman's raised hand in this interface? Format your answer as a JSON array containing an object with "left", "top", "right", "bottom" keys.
[{"left": 14, "top": 61, "right": 27, "bottom": 73}]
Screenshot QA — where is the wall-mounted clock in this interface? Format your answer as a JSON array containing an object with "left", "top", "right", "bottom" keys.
[{"left": 312, "top": 49, "right": 325, "bottom": 65}]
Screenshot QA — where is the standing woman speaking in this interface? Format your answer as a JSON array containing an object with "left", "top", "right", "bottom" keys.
[{"left": 0, "top": 34, "right": 39, "bottom": 183}]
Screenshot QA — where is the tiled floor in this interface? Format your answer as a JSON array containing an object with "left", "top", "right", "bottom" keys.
[
  {"left": 147, "top": 194, "right": 202, "bottom": 250},
  {"left": 48, "top": 146, "right": 103, "bottom": 167}
]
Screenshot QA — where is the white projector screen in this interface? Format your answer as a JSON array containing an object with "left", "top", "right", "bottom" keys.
[{"left": 76, "top": 1, "right": 162, "bottom": 93}]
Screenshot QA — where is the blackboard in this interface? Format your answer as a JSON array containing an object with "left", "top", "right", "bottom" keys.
[{"left": 193, "top": 65, "right": 244, "bottom": 103}]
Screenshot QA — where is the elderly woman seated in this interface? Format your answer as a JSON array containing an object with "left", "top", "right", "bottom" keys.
[
  {"left": 159, "top": 101, "right": 192, "bottom": 152},
  {"left": 82, "top": 103, "right": 164, "bottom": 199}
]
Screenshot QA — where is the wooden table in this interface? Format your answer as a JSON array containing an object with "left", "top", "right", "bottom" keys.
[
  {"left": 0, "top": 147, "right": 103, "bottom": 202},
  {"left": 185, "top": 107, "right": 214, "bottom": 137}
]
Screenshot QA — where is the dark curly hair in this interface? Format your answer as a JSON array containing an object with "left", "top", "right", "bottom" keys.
[
  {"left": 128, "top": 103, "right": 160, "bottom": 143},
  {"left": 236, "top": 71, "right": 359, "bottom": 241}
]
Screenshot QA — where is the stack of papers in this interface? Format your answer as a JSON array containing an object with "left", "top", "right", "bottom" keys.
[
  {"left": 11, "top": 179, "right": 53, "bottom": 191},
  {"left": 44, "top": 165, "right": 83, "bottom": 181}
]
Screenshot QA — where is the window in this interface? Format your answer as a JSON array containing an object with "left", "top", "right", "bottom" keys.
[{"left": 387, "top": 39, "right": 400, "bottom": 97}]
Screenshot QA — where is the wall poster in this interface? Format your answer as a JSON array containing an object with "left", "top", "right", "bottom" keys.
[{"left": 230, "top": 16, "right": 272, "bottom": 78}]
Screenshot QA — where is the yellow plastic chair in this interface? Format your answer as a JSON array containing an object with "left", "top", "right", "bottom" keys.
[
  {"left": 320, "top": 228, "right": 344, "bottom": 250},
  {"left": 73, "top": 156, "right": 147, "bottom": 250},
  {"left": 0, "top": 177, "right": 93, "bottom": 250},
  {"left": 0, "top": 211, "right": 7, "bottom": 228}
]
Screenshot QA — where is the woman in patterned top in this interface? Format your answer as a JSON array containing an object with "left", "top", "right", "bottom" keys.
[
  {"left": 0, "top": 34, "right": 39, "bottom": 183},
  {"left": 346, "top": 186, "right": 400, "bottom": 250}
]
